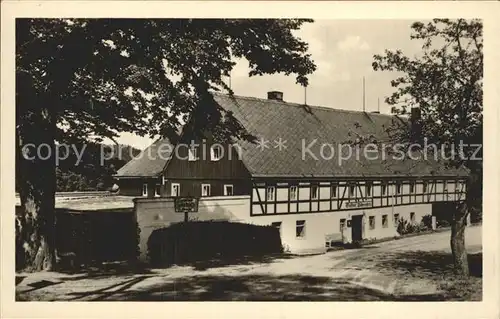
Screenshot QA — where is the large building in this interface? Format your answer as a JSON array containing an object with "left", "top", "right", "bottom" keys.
[{"left": 117, "top": 91, "right": 468, "bottom": 253}]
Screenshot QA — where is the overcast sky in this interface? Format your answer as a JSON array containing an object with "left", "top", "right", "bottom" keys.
[{"left": 118, "top": 19, "right": 425, "bottom": 150}]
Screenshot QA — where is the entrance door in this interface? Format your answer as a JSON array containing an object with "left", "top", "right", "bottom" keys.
[{"left": 351, "top": 215, "right": 363, "bottom": 242}]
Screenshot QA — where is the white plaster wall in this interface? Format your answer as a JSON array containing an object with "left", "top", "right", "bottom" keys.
[
  {"left": 135, "top": 195, "right": 434, "bottom": 259},
  {"left": 135, "top": 196, "right": 250, "bottom": 261}
]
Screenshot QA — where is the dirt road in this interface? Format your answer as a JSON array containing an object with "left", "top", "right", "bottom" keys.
[{"left": 16, "top": 226, "right": 482, "bottom": 301}]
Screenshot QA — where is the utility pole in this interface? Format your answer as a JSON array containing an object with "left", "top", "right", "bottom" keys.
[{"left": 362, "top": 76, "right": 366, "bottom": 112}]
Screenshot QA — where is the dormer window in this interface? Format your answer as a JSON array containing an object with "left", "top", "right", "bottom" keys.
[{"left": 210, "top": 145, "right": 223, "bottom": 161}]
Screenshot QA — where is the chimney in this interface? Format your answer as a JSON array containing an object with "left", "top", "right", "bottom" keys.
[
  {"left": 267, "top": 91, "right": 283, "bottom": 101},
  {"left": 371, "top": 111, "right": 380, "bottom": 114},
  {"left": 410, "top": 106, "right": 422, "bottom": 142}
]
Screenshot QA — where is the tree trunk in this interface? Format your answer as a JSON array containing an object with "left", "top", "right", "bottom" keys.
[
  {"left": 16, "top": 105, "right": 57, "bottom": 272},
  {"left": 450, "top": 201, "right": 469, "bottom": 277}
]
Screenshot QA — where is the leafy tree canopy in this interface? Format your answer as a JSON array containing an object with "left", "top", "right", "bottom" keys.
[
  {"left": 372, "top": 19, "right": 482, "bottom": 170},
  {"left": 17, "top": 18, "right": 316, "bottom": 143}
]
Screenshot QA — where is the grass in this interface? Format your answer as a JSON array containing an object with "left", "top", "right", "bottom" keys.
[{"left": 437, "top": 276, "right": 482, "bottom": 301}]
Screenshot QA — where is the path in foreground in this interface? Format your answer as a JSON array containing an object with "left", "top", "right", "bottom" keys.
[{"left": 16, "top": 226, "right": 482, "bottom": 301}]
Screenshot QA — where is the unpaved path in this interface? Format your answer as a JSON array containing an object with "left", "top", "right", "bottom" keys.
[{"left": 16, "top": 226, "right": 482, "bottom": 301}]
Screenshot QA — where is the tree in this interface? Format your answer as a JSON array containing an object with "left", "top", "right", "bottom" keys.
[
  {"left": 372, "top": 19, "right": 483, "bottom": 276},
  {"left": 16, "top": 18, "right": 316, "bottom": 271}
]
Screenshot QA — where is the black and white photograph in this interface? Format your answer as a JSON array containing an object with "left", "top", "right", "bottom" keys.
[{"left": 1, "top": 1, "right": 499, "bottom": 318}]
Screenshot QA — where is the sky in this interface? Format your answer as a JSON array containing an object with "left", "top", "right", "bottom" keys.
[{"left": 117, "top": 19, "right": 425, "bottom": 150}]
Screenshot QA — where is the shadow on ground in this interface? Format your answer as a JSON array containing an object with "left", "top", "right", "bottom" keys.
[
  {"left": 22, "top": 274, "right": 452, "bottom": 301},
  {"left": 188, "top": 254, "right": 302, "bottom": 271},
  {"left": 372, "top": 251, "right": 482, "bottom": 278},
  {"left": 16, "top": 252, "right": 482, "bottom": 301}
]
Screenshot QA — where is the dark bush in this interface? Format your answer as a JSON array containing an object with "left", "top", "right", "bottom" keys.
[{"left": 147, "top": 221, "right": 283, "bottom": 267}]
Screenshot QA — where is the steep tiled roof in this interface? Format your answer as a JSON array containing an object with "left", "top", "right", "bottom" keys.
[
  {"left": 213, "top": 93, "right": 468, "bottom": 178},
  {"left": 115, "top": 137, "right": 173, "bottom": 177}
]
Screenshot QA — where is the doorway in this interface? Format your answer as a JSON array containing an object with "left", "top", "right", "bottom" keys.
[{"left": 351, "top": 215, "right": 363, "bottom": 242}]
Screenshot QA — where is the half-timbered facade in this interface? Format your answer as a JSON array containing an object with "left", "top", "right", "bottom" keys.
[{"left": 119, "top": 91, "right": 468, "bottom": 253}]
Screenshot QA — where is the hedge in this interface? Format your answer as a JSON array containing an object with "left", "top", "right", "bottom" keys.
[{"left": 147, "top": 221, "right": 283, "bottom": 266}]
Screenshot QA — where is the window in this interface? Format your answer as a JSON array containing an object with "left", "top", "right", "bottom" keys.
[
  {"left": 381, "top": 183, "right": 387, "bottom": 196},
  {"left": 410, "top": 181, "right": 415, "bottom": 193},
  {"left": 394, "top": 213, "right": 400, "bottom": 224},
  {"left": 290, "top": 185, "right": 298, "bottom": 200},
  {"left": 154, "top": 184, "right": 161, "bottom": 197},
  {"left": 201, "top": 184, "right": 211, "bottom": 197},
  {"left": 443, "top": 180, "right": 448, "bottom": 193},
  {"left": 396, "top": 183, "right": 402, "bottom": 194},
  {"left": 365, "top": 183, "right": 372, "bottom": 197},
  {"left": 171, "top": 183, "right": 180, "bottom": 197},
  {"left": 271, "top": 221, "right": 282, "bottom": 234},
  {"left": 296, "top": 220, "right": 306, "bottom": 238},
  {"left": 382, "top": 215, "right": 388, "bottom": 228},
  {"left": 210, "top": 145, "right": 223, "bottom": 161},
  {"left": 188, "top": 147, "right": 198, "bottom": 161},
  {"left": 422, "top": 181, "right": 428, "bottom": 193},
  {"left": 340, "top": 218, "right": 346, "bottom": 232},
  {"left": 455, "top": 180, "right": 461, "bottom": 193},
  {"left": 224, "top": 184, "right": 233, "bottom": 196},
  {"left": 142, "top": 183, "right": 148, "bottom": 197},
  {"left": 162, "top": 175, "right": 166, "bottom": 185},
  {"left": 369, "top": 216, "right": 375, "bottom": 230},
  {"left": 331, "top": 184, "right": 338, "bottom": 198},
  {"left": 311, "top": 185, "right": 318, "bottom": 199},
  {"left": 266, "top": 186, "right": 275, "bottom": 201},
  {"left": 410, "top": 212, "right": 415, "bottom": 223},
  {"left": 349, "top": 184, "right": 356, "bottom": 197}
]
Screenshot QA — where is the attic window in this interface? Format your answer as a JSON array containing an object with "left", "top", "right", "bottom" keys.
[
  {"left": 210, "top": 145, "right": 223, "bottom": 161},
  {"left": 188, "top": 147, "right": 198, "bottom": 161}
]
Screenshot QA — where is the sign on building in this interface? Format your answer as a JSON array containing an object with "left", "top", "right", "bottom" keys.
[
  {"left": 343, "top": 200, "right": 373, "bottom": 210},
  {"left": 174, "top": 197, "right": 199, "bottom": 222}
]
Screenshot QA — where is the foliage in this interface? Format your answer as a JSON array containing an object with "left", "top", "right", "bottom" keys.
[
  {"left": 396, "top": 217, "right": 431, "bottom": 236},
  {"left": 372, "top": 19, "right": 483, "bottom": 276},
  {"left": 17, "top": 18, "right": 316, "bottom": 144},
  {"left": 372, "top": 19, "right": 482, "bottom": 168},
  {"left": 147, "top": 221, "right": 283, "bottom": 266},
  {"left": 54, "top": 143, "right": 140, "bottom": 192},
  {"left": 16, "top": 18, "right": 316, "bottom": 271}
]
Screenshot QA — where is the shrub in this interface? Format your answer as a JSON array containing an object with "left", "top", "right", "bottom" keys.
[
  {"left": 396, "top": 217, "right": 427, "bottom": 236},
  {"left": 147, "top": 221, "right": 283, "bottom": 266}
]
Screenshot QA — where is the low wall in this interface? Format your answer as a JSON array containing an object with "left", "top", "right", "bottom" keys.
[{"left": 134, "top": 196, "right": 250, "bottom": 261}]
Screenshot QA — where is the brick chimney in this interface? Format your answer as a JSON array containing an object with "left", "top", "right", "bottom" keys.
[
  {"left": 267, "top": 91, "right": 283, "bottom": 101},
  {"left": 410, "top": 106, "right": 422, "bottom": 142}
]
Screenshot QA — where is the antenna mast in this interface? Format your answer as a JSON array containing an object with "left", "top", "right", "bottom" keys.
[{"left": 362, "top": 76, "right": 366, "bottom": 112}]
